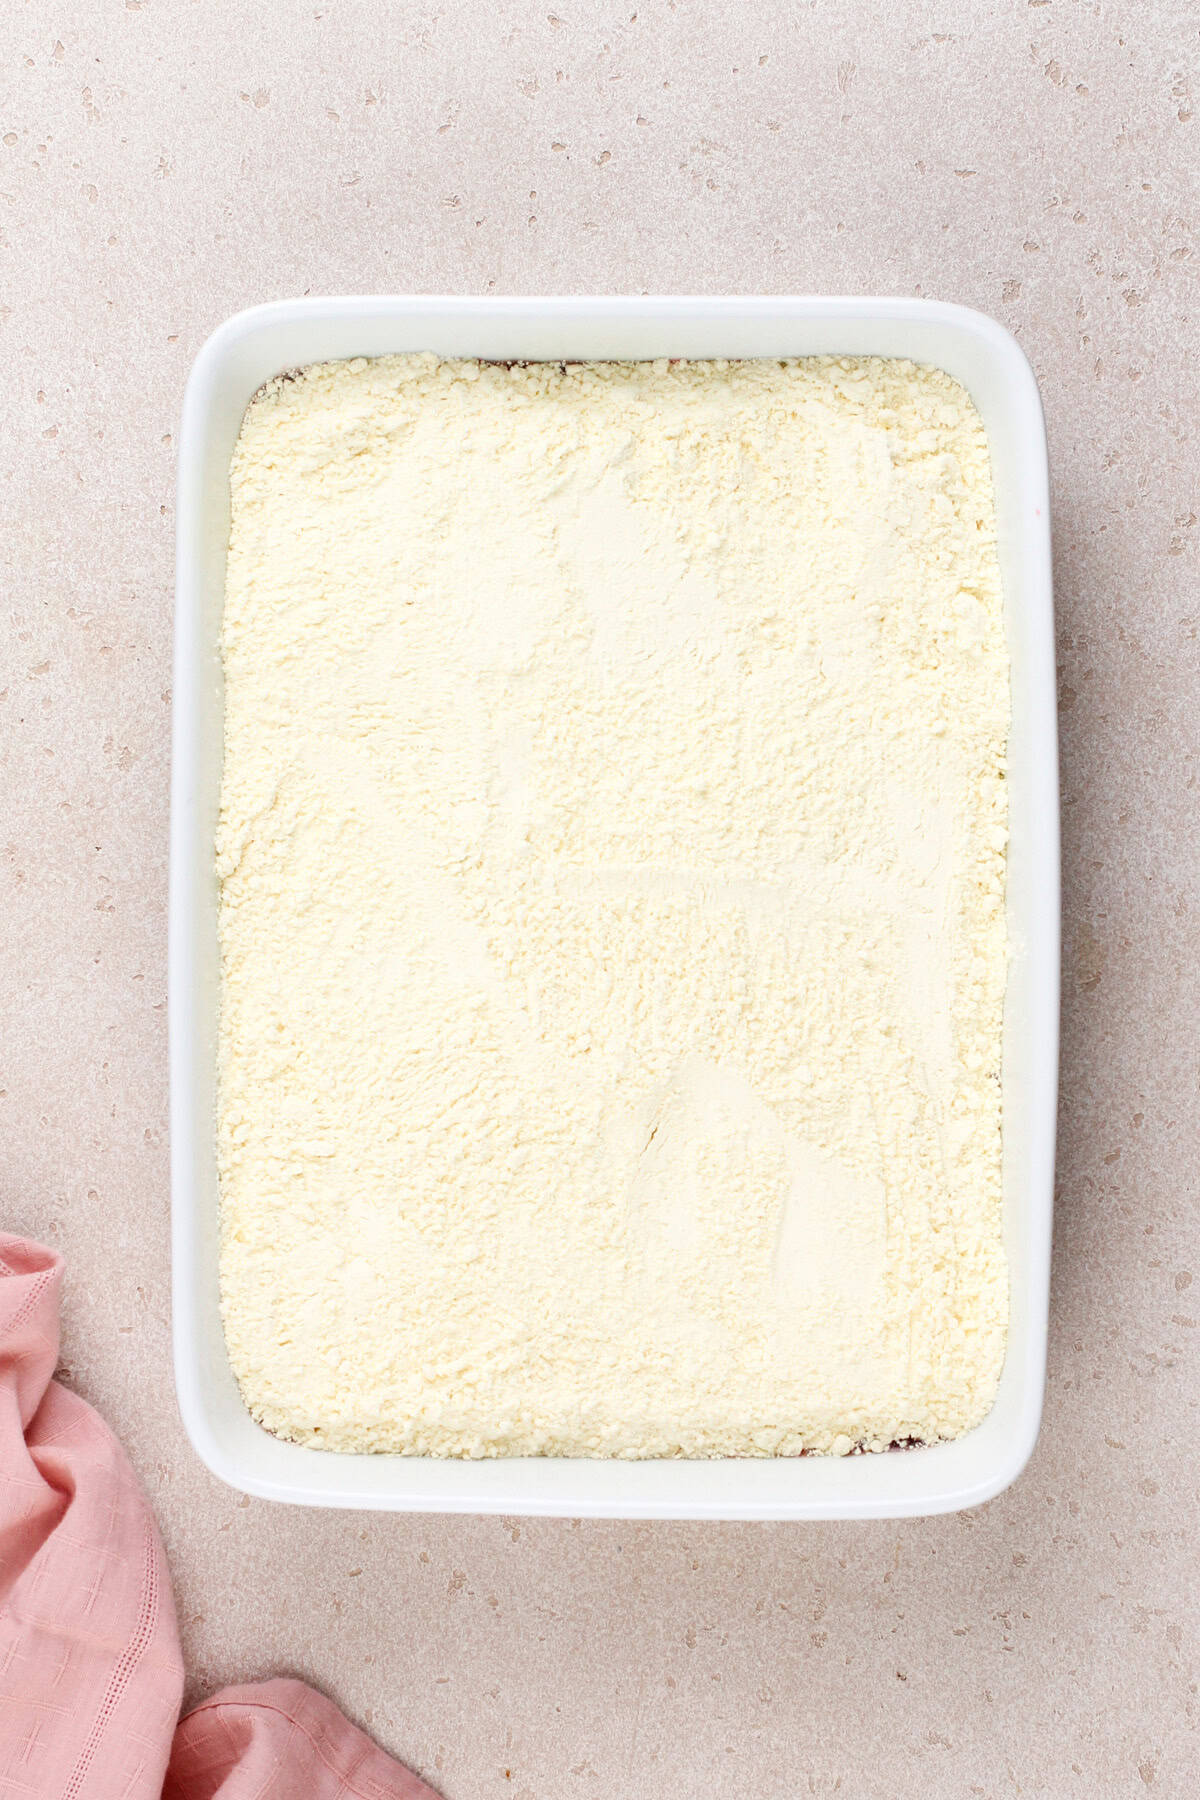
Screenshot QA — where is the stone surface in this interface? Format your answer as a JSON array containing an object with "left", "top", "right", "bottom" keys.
[{"left": 0, "top": 3, "right": 1196, "bottom": 1795}]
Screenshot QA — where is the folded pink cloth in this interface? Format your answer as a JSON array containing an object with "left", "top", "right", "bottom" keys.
[{"left": 0, "top": 1235, "right": 438, "bottom": 1799}]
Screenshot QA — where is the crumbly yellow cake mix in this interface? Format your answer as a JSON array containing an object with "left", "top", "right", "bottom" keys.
[{"left": 216, "top": 353, "right": 1008, "bottom": 1458}]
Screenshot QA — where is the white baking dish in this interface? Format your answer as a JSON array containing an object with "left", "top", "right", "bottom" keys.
[{"left": 171, "top": 296, "right": 1057, "bottom": 1518}]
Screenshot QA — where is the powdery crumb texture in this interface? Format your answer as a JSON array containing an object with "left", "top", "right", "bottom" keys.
[{"left": 216, "top": 354, "right": 1008, "bottom": 1459}]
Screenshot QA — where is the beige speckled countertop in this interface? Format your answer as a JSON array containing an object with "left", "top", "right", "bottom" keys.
[{"left": 1, "top": 4, "right": 1197, "bottom": 1795}]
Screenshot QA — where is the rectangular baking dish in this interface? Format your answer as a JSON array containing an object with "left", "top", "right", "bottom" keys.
[{"left": 171, "top": 295, "right": 1057, "bottom": 1518}]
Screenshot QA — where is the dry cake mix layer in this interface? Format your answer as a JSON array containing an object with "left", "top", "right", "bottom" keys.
[{"left": 217, "top": 353, "right": 1009, "bottom": 1458}]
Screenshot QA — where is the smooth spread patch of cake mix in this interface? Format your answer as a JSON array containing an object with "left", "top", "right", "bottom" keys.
[{"left": 216, "top": 353, "right": 1009, "bottom": 1458}]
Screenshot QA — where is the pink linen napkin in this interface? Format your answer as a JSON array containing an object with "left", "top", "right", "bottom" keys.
[
  {"left": 0, "top": 1234, "right": 439, "bottom": 1800},
  {"left": 166, "top": 1680, "right": 436, "bottom": 1799}
]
